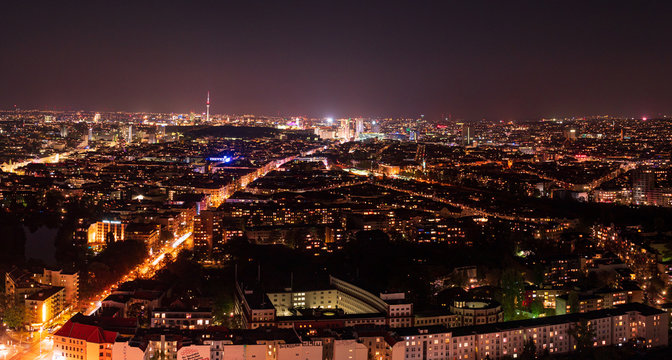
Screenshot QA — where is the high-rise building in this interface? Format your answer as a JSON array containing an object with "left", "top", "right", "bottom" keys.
[
  {"left": 339, "top": 119, "right": 351, "bottom": 140},
  {"left": 206, "top": 91, "right": 210, "bottom": 122},
  {"left": 415, "top": 144, "right": 426, "bottom": 172},
  {"left": 194, "top": 210, "right": 217, "bottom": 254},
  {"left": 632, "top": 168, "right": 657, "bottom": 205},
  {"left": 355, "top": 118, "right": 364, "bottom": 139},
  {"left": 461, "top": 122, "right": 472, "bottom": 145}
]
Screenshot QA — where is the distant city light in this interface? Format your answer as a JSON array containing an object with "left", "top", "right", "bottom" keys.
[
  {"left": 326, "top": 117, "right": 334, "bottom": 124},
  {"left": 208, "top": 156, "right": 232, "bottom": 163}
]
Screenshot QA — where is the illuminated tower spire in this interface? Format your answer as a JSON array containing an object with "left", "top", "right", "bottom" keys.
[{"left": 206, "top": 91, "right": 210, "bottom": 122}]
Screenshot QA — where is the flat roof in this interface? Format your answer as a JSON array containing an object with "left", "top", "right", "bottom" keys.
[{"left": 26, "top": 286, "right": 64, "bottom": 301}]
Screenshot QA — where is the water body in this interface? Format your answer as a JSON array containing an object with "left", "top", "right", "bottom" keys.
[{"left": 24, "top": 226, "right": 58, "bottom": 266}]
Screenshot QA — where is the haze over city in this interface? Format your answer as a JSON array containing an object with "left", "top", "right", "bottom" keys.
[
  {"left": 2, "top": 2, "right": 672, "bottom": 360},
  {"left": 2, "top": 1, "right": 672, "bottom": 119}
]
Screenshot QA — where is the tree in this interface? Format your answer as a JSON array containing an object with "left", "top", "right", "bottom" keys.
[
  {"left": 388, "top": 230, "right": 405, "bottom": 242},
  {"left": 649, "top": 277, "right": 665, "bottom": 301},
  {"left": 213, "top": 290, "right": 235, "bottom": 326},
  {"left": 3, "top": 303, "right": 26, "bottom": 329},
  {"left": 439, "top": 207, "right": 453, "bottom": 218},
  {"left": 529, "top": 299, "right": 544, "bottom": 318},
  {"left": 500, "top": 268, "right": 525, "bottom": 320},
  {"left": 87, "top": 262, "right": 112, "bottom": 289},
  {"left": 286, "top": 228, "right": 309, "bottom": 249},
  {"left": 45, "top": 190, "right": 65, "bottom": 211},
  {"left": 105, "top": 231, "right": 115, "bottom": 245},
  {"left": 127, "top": 302, "right": 145, "bottom": 319},
  {"left": 567, "top": 291, "right": 579, "bottom": 314},
  {"left": 268, "top": 230, "right": 283, "bottom": 244},
  {"left": 0, "top": 214, "right": 27, "bottom": 264},
  {"left": 452, "top": 272, "right": 469, "bottom": 289},
  {"left": 521, "top": 339, "right": 536, "bottom": 360},
  {"left": 568, "top": 319, "right": 595, "bottom": 357},
  {"left": 531, "top": 264, "right": 545, "bottom": 286}
]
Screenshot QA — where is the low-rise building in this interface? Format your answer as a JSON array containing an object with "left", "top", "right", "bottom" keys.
[
  {"left": 393, "top": 303, "right": 667, "bottom": 360},
  {"left": 109, "top": 303, "right": 667, "bottom": 360},
  {"left": 5, "top": 267, "right": 39, "bottom": 305},
  {"left": 150, "top": 307, "right": 213, "bottom": 329},
  {"left": 35, "top": 268, "right": 79, "bottom": 306},
  {"left": 53, "top": 320, "right": 117, "bottom": 360},
  {"left": 236, "top": 276, "right": 414, "bottom": 330},
  {"left": 449, "top": 299, "right": 503, "bottom": 326}
]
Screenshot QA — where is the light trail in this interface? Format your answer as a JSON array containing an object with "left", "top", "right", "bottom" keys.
[
  {"left": 86, "top": 301, "right": 101, "bottom": 316},
  {"left": 151, "top": 254, "right": 165, "bottom": 266},
  {"left": 171, "top": 231, "right": 192, "bottom": 248}
]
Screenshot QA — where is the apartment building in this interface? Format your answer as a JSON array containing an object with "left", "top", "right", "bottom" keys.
[{"left": 53, "top": 320, "right": 117, "bottom": 360}]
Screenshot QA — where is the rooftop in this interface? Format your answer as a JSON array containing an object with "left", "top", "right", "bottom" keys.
[
  {"left": 54, "top": 320, "right": 118, "bottom": 344},
  {"left": 26, "top": 286, "right": 64, "bottom": 301}
]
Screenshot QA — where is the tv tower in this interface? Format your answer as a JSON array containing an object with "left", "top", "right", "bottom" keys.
[{"left": 206, "top": 91, "right": 210, "bottom": 122}]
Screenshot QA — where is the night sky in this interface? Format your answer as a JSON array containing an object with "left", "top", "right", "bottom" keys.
[{"left": 2, "top": 1, "right": 672, "bottom": 120}]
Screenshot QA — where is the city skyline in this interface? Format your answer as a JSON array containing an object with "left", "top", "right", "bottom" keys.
[{"left": 3, "top": 2, "right": 672, "bottom": 360}]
